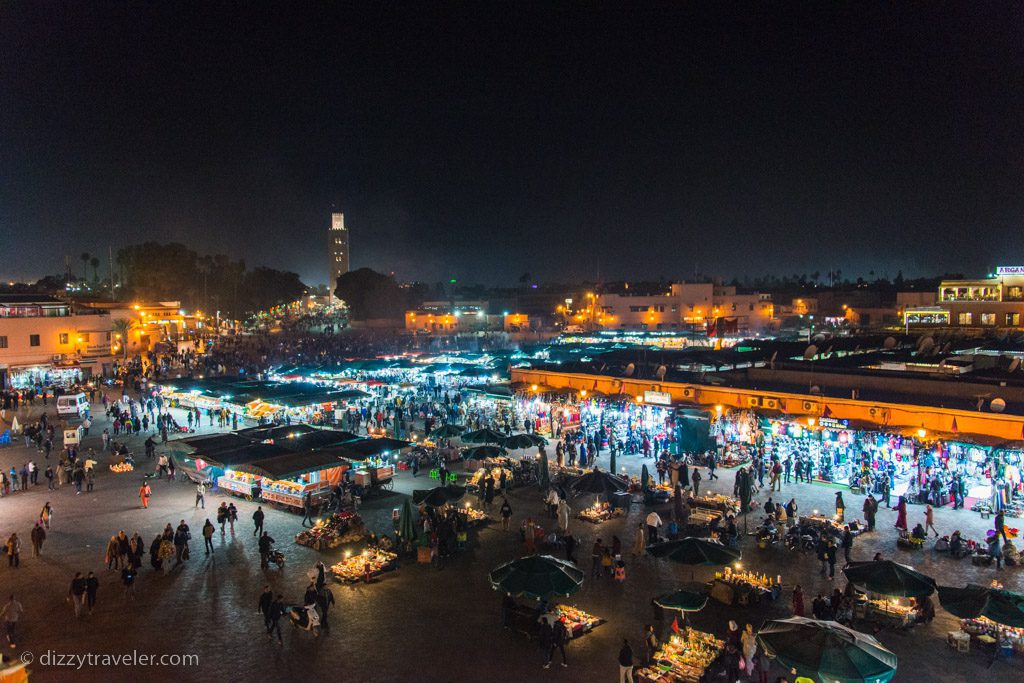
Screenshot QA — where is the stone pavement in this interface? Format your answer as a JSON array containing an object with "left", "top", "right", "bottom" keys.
[{"left": 0, "top": 401, "right": 1021, "bottom": 682}]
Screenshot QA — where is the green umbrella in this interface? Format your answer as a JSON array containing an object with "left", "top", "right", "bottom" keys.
[
  {"left": 489, "top": 555, "right": 584, "bottom": 600},
  {"left": 653, "top": 586, "right": 708, "bottom": 612},
  {"left": 430, "top": 424, "right": 466, "bottom": 439},
  {"left": 538, "top": 450, "right": 550, "bottom": 489},
  {"left": 937, "top": 584, "right": 1024, "bottom": 628},
  {"left": 461, "top": 445, "right": 507, "bottom": 460},
  {"left": 569, "top": 469, "right": 627, "bottom": 498},
  {"left": 412, "top": 485, "right": 467, "bottom": 507},
  {"left": 843, "top": 560, "right": 936, "bottom": 598},
  {"left": 503, "top": 434, "right": 539, "bottom": 450},
  {"left": 397, "top": 497, "right": 417, "bottom": 542},
  {"left": 641, "top": 464, "right": 650, "bottom": 491},
  {"left": 609, "top": 447, "right": 617, "bottom": 475},
  {"left": 647, "top": 537, "right": 741, "bottom": 566},
  {"left": 462, "top": 428, "right": 507, "bottom": 444},
  {"left": 756, "top": 617, "right": 898, "bottom": 683}
]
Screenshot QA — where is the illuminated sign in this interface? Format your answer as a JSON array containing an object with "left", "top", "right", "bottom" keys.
[
  {"left": 643, "top": 390, "right": 672, "bottom": 406},
  {"left": 997, "top": 266, "right": 1024, "bottom": 276},
  {"left": 818, "top": 417, "right": 849, "bottom": 430}
]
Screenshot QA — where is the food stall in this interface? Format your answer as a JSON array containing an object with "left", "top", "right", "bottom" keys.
[
  {"left": 578, "top": 501, "right": 620, "bottom": 524},
  {"left": 232, "top": 451, "right": 346, "bottom": 511},
  {"left": 709, "top": 566, "right": 781, "bottom": 606},
  {"left": 855, "top": 596, "right": 915, "bottom": 628},
  {"left": 457, "top": 503, "right": 491, "bottom": 526},
  {"left": 550, "top": 604, "right": 605, "bottom": 639},
  {"left": 295, "top": 512, "right": 367, "bottom": 550},
  {"left": 636, "top": 627, "right": 725, "bottom": 682},
  {"left": 330, "top": 547, "right": 399, "bottom": 582},
  {"left": 468, "top": 466, "right": 514, "bottom": 491},
  {"left": 690, "top": 494, "right": 739, "bottom": 515},
  {"left": 217, "top": 469, "right": 259, "bottom": 498}
]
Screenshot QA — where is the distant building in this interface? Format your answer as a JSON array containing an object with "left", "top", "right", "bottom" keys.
[
  {"left": 592, "top": 283, "right": 773, "bottom": 333},
  {"left": 0, "top": 294, "right": 114, "bottom": 387},
  {"left": 328, "top": 213, "right": 350, "bottom": 298},
  {"left": 906, "top": 267, "right": 1024, "bottom": 330}
]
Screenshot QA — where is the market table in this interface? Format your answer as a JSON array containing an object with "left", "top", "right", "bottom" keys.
[
  {"left": 636, "top": 627, "right": 724, "bottom": 683},
  {"left": 690, "top": 494, "right": 739, "bottom": 515}
]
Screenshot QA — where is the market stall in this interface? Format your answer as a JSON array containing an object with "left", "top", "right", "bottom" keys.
[
  {"left": 709, "top": 565, "right": 781, "bottom": 606},
  {"left": 295, "top": 512, "right": 367, "bottom": 550},
  {"left": 577, "top": 501, "right": 620, "bottom": 524},
  {"left": 636, "top": 627, "right": 724, "bottom": 683},
  {"left": 690, "top": 494, "right": 739, "bottom": 515},
  {"left": 231, "top": 450, "right": 346, "bottom": 510},
  {"left": 329, "top": 547, "right": 399, "bottom": 582}
]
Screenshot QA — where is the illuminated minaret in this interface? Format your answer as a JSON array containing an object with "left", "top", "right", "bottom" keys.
[{"left": 328, "top": 213, "right": 350, "bottom": 298}]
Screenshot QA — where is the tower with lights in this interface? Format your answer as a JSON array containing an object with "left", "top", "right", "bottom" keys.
[{"left": 328, "top": 212, "right": 350, "bottom": 299}]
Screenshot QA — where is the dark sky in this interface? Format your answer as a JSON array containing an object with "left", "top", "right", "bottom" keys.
[{"left": 2, "top": 3, "right": 1023, "bottom": 286}]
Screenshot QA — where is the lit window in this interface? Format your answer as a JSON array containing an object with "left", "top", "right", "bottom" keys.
[
  {"left": 957, "top": 312, "right": 972, "bottom": 326},
  {"left": 981, "top": 313, "right": 996, "bottom": 326}
]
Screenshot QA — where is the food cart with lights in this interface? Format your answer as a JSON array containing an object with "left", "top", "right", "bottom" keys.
[
  {"left": 334, "top": 437, "right": 410, "bottom": 496},
  {"left": 635, "top": 627, "right": 725, "bottom": 682},
  {"left": 230, "top": 450, "right": 347, "bottom": 511}
]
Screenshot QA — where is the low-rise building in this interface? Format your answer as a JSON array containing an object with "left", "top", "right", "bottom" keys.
[
  {"left": 593, "top": 283, "right": 773, "bottom": 333},
  {"left": 906, "top": 268, "right": 1024, "bottom": 330},
  {"left": 0, "top": 295, "right": 115, "bottom": 388}
]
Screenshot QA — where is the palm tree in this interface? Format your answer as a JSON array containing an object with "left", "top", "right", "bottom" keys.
[
  {"left": 111, "top": 319, "right": 132, "bottom": 359},
  {"left": 80, "top": 252, "right": 91, "bottom": 281},
  {"left": 90, "top": 256, "right": 100, "bottom": 284}
]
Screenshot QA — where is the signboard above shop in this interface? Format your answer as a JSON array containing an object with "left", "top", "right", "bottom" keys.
[
  {"left": 818, "top": 417, "right": 849, "bottom": 430},
  {"left": 997, "top": 266, "right": 1024, "bottom": 276},
  {"left": 643, "top": 390, "right": 672, "bottom": 406}
]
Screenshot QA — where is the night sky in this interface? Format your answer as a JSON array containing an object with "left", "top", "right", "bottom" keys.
[{"left": 2, "top": 3, "right": 1023, "bottom": 286}]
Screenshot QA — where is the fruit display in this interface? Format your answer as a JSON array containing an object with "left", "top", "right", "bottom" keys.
[
  {"left": 109, "top": 463, "right": 134, "bottom": 473},
  {"left": 295, "top": 512, "right": 366, "bottom": 549},
  {"left": 636, "top": 628, "right": 724, "bottom": 682},
  {"left": 578, "top": 502, "right": 617, "bottom": 524},
  {"left": 690, "top": 494, "right": 739, "bottom": 514},
  {"left": 329, "top": 548, "right": 398, "bottom": 582},
  {"left": 468, "top": 466, "right": 512, "bottom": 489},
  {"left": 553, "top": 604, "right": 604, "bottom": 637},
  {"left": 458, "top": 506, "right": 489, "bottom": 525}
]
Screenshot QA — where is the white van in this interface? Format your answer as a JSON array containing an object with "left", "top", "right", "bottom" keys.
[{"left": 56, "top": 393, "right": 89, "bottom": 417}]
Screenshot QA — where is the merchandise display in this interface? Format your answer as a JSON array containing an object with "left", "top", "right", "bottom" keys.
[
  {"left": 109, "top": 463, "right": 133, "bottom": 473},
  {"left": 552, "top": 604, "right": 605, "bottom": 638},
  {"left": 690, "top": 494, "right": 739, "bottom": 515},
  {"left": 636, "top": 627, "right": 725, "bottom": 682},
  {"left": 218, "top": 470, "right": 258, "bottom": 497},
  {"left": 294, "top": 512, "right": 366, "bottom": 549},
  {"left": 578, "top": 501, "right": 617, "bottom": 524},
  {"left": 330, "top": 547, "right": 398, "bottom": 582}
]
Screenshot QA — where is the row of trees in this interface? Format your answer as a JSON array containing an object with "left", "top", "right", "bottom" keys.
[
  {"left": 334, "top": 268, "right": 427, "bottom": 320},
  {"left": 115, "top": 242, "right": 307, "bottom": 318}
]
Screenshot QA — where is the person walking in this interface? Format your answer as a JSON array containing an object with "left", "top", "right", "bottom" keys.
[
  {"left": 316, "top": 585, "right": 335, "bottom": 632},
  {"left": 792, "top": 584, "right": 805, "bottom": 617},
  {"left": 29, "top": 523, "right": 45, "bottom": 557},
  {"left": 257, "top": 585, "right": 274, "bottom": 632},
  {"left": 258, "top": 532, "right": 275, "bottom": 569},
  {"left": 863, "top": 494, "right": 877, "bottom": 532},
  {"left": 618, "top": 638, "right": 635, "bottom": 683},
  {"left": 85, "top": 572, "right": 99, "bottom": 614},
  {"left": 227, "top": 503, "right": 238, "bottom": 533},
  {"left": 894, "top": 496, "right": 908, "bottom": 531},
  {"left": 1, "top": 595, "right": 24, "bottom": 650},
  {"left": 995, "top": 509, "right": 1008, "bottom": 543},
  {"left": 841, "top": 526, "right": 854, "bottom": 566},
  {"left": 68, "top": 572, "right": 87, "bottom": 617},
  {"left": 499, "top": 497, "right": 512, "bottom": 531},
  {"left": 5, "top": 533, "right": 20, "bottom": 568},
  {"left": 139, "top": 481, "right": 151, "bottom": 509},
  {"left": 202, "top": 519, "right": 215, "bottom": 555},
  {"left": 548, "top": 617, "right": 569, "bottom": 668},
  {"left": 925, "top": 504, "right": 938, "bottom": 537},
  {"left": 253, "top": 506, "right": 265, "bottom": 536},
  {"left": 691, "top": 468, "right": 702, "bottom": 497},
  {"left": 301, "top": 492, "right": 315, "bottom": 527},
  {"left": 267, "top": 594, "right": 285, "bottom": 643},
  {"left": 195, "top": 481, "right": 206, "bottom": 509},
  {"left": 645, "top": 510, "right": 663, "bottom": 544},
  {"left": 741, "top": 623, "right": 758, "bottom": 674},
  {"left": 834, "top": 491, "right": 845, "bottom": 522},
  {"left": 826, "top": 540, "right": 838, "bottom": 580},
  {"left": 121, "top": 565, "right": 136, "bottom": 599}
]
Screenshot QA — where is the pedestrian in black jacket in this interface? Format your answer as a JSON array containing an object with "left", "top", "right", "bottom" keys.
[
  {"left": 257, "top": 585, "right": 273, "bottom": 631},
  {"left": 267, "top": 595, "right": 284, "bottom": 643}
]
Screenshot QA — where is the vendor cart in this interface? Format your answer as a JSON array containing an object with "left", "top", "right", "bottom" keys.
[{"left": 353, "top": 465, "right": 395, "bottom": 495}]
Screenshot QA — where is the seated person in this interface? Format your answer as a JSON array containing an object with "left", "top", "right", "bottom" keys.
[
  {"left": 949, "top": 530, "right": 963, "bottom": 555},
  {"left": 911, "top": 523, "right": 927, "bottom": 541}
]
